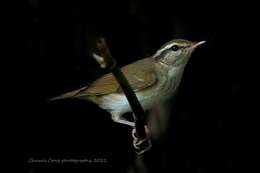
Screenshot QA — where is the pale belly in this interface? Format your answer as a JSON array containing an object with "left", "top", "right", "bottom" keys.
[
  {"left": 98, "top": 92, "right": 163, "bottom": 114},
  {"left": 98, "top": 67, "right": 183, "bottom": 114}
]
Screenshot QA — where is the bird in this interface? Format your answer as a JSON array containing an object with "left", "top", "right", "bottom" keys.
[{"left": 50, "top": 39, "right": 206, "bottom": 128}]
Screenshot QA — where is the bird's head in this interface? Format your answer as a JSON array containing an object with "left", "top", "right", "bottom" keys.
[{"left": 153, "top": 39, "right": 206, "bottom": 67}]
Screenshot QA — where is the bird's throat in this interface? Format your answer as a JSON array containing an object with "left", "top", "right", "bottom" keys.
[{"left": 154, "top": 61, "right": 185, "bottom": 96}]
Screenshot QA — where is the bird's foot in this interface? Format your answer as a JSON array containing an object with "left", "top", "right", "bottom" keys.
[{"left": 132, "top": 125, "right": 152, "bottom": 155}]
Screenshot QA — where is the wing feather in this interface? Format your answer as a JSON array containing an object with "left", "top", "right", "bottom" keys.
[{"left": 78, "top": 58, "right": 157, "bottom": 96}]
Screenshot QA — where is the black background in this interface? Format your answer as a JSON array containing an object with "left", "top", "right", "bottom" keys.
[{"left": 15, "top": 0, "right": 236, "bottom": 172}]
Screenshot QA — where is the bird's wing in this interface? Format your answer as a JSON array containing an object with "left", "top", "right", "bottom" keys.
[{"left": 77, "top": 58, "right": 157, "bottom": 96}]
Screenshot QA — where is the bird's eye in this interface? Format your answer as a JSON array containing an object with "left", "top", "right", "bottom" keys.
[{"left": 171, "top": 45, "right": 179, "bottom": 51}]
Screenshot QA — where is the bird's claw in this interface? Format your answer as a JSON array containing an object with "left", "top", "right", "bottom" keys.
[{"left": 132, "top": 126, "right": 152, "bottom": 155}]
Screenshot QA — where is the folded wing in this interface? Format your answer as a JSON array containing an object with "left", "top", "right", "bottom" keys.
[{"left": 77, "top": 58, "right": 157, "bottom": 96}]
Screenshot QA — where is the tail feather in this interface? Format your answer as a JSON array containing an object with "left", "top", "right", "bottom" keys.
[{"left": 49, "top": 86, "right": 88, "bottom": 101}]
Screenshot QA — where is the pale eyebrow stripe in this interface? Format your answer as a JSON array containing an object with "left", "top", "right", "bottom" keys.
[{"left": 153, "top": 43, "right": 176, "bottom": 57}]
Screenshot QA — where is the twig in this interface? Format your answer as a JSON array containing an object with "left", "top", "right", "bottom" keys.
[{"left": 92, "top": 37, "right": 151, "bottom": 154}]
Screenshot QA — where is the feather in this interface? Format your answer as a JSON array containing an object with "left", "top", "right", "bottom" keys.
[
  {"left": 76, "top": 57, "right": 157, "bottom": 96},
  {"left": 50, "top": 57, "right": 158, "bottom": 100},
  {"left": 49, "top": 86, "right": 88, "bottom": 101}
]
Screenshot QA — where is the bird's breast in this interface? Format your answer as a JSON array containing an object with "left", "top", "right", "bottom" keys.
[
  {"left": 98, "top": 66, "right": 184, "bottom": 113},
  {"left": 136, "top": 66, "right": 184, "bottom": 107}
]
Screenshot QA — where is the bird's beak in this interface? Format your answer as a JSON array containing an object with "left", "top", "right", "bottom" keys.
[{"left": 191, "top": 41, "right": 206, "bottom": 49}]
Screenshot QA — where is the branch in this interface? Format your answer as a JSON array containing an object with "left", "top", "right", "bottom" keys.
[{"left": 92, "top": 37, "right": 151, "bottom": 154}]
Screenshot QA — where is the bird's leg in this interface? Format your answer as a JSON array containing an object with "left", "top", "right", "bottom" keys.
[
  {"left": 111, "top": 111, "right": 151, "bottom": 153},
  {"left": 111, "top": 111, "right": 135, "bottom": 127},
  {"left": 131, "top": 112, "right": 150, "bottom": 137},
  {"left": 132, "top": 124, "right": 151, "bottom": 153},
  {"left": 132, "top": 125, "right": 150, "bottom": 138}
]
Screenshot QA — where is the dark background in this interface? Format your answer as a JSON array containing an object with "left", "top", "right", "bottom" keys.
[{"left": 16, "top": 0, "right": 234, "bottom": 172}]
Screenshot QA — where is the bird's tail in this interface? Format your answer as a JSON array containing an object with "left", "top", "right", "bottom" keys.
[{"left": 49, "top": 86, "right": 88, "bottom": 101}]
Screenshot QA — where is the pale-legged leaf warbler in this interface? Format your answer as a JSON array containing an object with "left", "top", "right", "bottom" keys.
[{"left": 51, "top": 39, "right": 206, "bottom": 127}]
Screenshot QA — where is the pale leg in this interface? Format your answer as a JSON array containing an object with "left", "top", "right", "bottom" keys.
[{"left": 111, "top": 111, "right": 135, "bottom": 127}]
